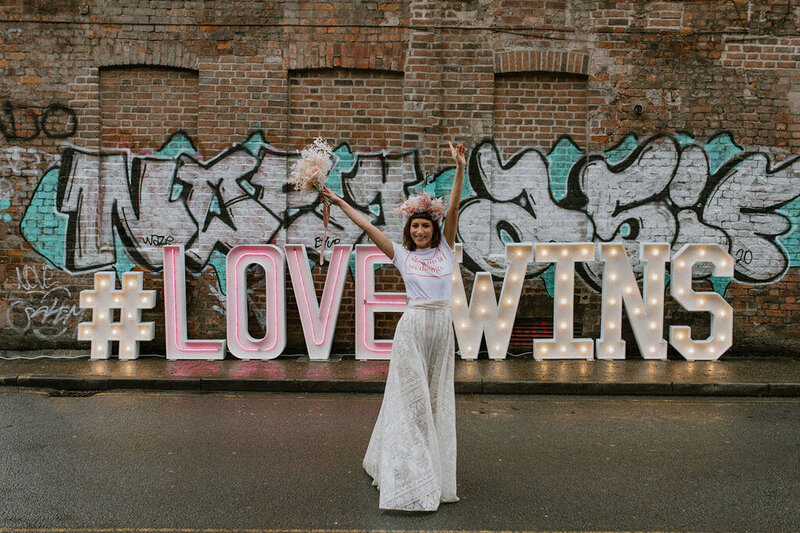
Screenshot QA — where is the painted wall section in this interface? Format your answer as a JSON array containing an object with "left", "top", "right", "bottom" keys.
[{"left": 20, "top": 132, "right": 800, "bottom": 298}]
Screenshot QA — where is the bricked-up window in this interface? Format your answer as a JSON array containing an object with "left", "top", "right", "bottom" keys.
[
  {"left": 100, "top": 66, "right": 199, "bottom": 152},
  {"left": 494, "top": 72, "right": 588, "bottom": 153},
  {"left": 288, "top": 68, "right": 404, "bottom": 152}
]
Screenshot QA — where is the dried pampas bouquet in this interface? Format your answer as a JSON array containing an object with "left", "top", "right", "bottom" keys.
[{"left": 287, "top": 137, "right": 337, "bottom": 264}]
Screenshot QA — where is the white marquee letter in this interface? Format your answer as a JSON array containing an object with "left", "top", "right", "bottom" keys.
[
  {"left": 597, "top": 243, "right": 669, "bottom": 360},
  {"left": 452, "top": 243, "right": 532, "bottom": 360},
  {"left": 534, "top": 243, "right": 595, "bottom": 360},
  {"left": 670, "top": 244, "right": 734, "bottom": 360}
]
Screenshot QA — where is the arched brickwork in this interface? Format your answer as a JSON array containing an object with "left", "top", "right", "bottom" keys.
[
  {"left": 494, "top": 50, "right": 589, "bottom": 76},
  {"left": 92, "top": 40, "right": 199, "bottom": 71}
]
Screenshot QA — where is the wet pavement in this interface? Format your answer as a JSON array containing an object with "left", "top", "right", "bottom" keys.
[
  {"left": 0, "top": 354, "right": 799, "bottom": 396},
  {"left": 1, "top": 389, "right": 798, "bottom": 531}
]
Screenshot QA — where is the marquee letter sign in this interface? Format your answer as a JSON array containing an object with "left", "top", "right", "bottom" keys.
[
  {"left": 286, "top": 244, "right": 351, "bottom": 360},
  {"left": 77, "top": 242, "right": 735, "bottom": 361},
  {"left": 452, "top": 243, "right": 533, "bottom": 360},
  {"left": 164, "top": 245, "right": 226, "bottom": 360},
  {"left": 226, "top": 245, "right": 286, "bottom": 360},
  {"left": 355, "top": 245, "right": 407, "bottom": 360},
  {"left": 669, "top": 244, "right": 734, "bottom": 361},
  {"left": 597, "top": 243, "right": 669, "bottom": 360},
  {"left": 534, "top": 243, "right": 596, "bottom": 360}
]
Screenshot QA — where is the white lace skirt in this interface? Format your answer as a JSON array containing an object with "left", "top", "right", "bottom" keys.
[{"left": 363, "top": 299, "right": 458, "bottom": 511}]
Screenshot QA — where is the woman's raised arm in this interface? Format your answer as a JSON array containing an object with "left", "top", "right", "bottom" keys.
[
  {"left": 443, "top": 142, "right": 466, "bottom": 248},
  {"left": 320, "top": 186, "right": 395, "bottom": 260}
]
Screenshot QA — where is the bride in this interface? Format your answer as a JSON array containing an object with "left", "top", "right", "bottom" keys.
[{"left": 320, "top": 141, "right": 466, "bottom": 511}]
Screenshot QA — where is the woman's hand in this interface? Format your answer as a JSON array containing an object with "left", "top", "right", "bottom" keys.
[
  {"left": 449, "top": 141, "right": 466, "bottom": 170},
  {"left": 320, "top": 185, "right": 344, "bottom": 207}
]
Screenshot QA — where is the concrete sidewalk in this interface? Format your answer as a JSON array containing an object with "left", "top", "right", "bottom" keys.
[{"left": 1, "top": 354, "right": 799, "bottom": 396}]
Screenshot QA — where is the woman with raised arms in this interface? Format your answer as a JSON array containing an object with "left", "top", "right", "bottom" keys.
[{"left": 320, "top": 141, "right": 466, "bottom": 512}]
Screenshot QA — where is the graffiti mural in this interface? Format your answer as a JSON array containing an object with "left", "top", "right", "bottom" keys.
[
  {"left": 458, "top": 133, "right": 800, "bottom": 292},
  {"left": 21, "top": 131, "right": 432, "bottom": 291},
  {"left": 18, "top": 131, "right": 800, "bottom": 297}
]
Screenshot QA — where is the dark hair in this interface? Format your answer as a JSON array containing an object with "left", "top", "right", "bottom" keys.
[{"left": 402, "top": 212, "right": 442, "bottom": 251}]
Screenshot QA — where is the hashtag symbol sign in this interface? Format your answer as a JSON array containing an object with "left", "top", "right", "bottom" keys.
[{"left": 78, "top": 271, "right": 156, "bottom": 360}]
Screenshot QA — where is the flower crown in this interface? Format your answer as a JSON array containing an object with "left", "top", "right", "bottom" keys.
[{"left": 395, "top": 190, "right": 447, "bottom": 222}]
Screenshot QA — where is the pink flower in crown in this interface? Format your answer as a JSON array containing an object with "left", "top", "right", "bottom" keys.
[{"left": 396, "top": 190, "right": 447, "bottom": 222}]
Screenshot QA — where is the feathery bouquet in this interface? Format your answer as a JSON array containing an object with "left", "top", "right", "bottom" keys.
[{"left": 288, "top": 137, "right": 337, "bottom": 264}]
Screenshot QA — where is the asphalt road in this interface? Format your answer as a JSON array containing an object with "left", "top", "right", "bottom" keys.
[{"left": 1, "top": 389, "right": 798, "bottom": 532}]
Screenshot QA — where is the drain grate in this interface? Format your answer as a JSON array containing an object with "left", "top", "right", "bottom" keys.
[{"left": 48, "top": 390, "right": 100, "bottom": 398}]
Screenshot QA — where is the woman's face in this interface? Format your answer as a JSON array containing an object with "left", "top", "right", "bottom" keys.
[{"left": 410, "top": 217, "right": 435, "bottom": 249}]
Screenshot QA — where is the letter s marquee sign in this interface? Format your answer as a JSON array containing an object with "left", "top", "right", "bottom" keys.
[{"left": 79, "top": 243, "right": 734, "bottom": 362}]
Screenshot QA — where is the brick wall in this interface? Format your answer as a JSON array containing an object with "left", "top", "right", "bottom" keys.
[
  {"left": 101, "top": 67, "right": 199, "bottom": 152},
  {"left": 494, "top": 72, "right": 588, "bottom": 152},
  {"left": 1, "top": 0, "right": 798, "bottom": 358}
]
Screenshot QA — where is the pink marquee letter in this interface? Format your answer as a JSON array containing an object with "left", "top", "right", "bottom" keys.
[
  {"left": 286, "top": 244, "right": 351, "bottom": 360},
  {"left": 163, "top": 245, "right": 226, "bottom": 360},
  {"left": 226, "top": 245, "right": 286, "bottom": 360},
  {"left": 355, "top": 245, "right": 407, "bottom": 360}
]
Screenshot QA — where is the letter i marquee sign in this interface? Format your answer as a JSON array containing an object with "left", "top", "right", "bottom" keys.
[{"left": 78, "top": 242, "right": 734, "bottom": 362}]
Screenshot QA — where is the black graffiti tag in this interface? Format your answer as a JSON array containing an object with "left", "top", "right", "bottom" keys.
[{"left": 0, "top": 102, "right": 77, "bottom": 141}]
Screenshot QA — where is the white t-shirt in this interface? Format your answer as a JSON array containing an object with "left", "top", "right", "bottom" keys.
[{"left": 392, "top": 240, "right": 455, "bottom": 301}]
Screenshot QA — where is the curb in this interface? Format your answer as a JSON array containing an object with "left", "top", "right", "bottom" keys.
[{"left": 3, "top": 374, "right": 799, "bottom": 396}]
